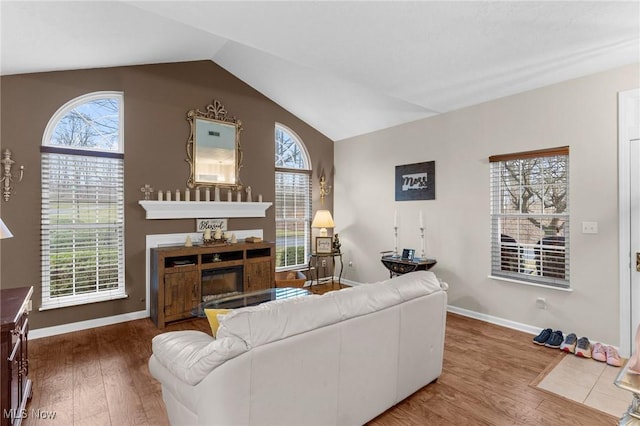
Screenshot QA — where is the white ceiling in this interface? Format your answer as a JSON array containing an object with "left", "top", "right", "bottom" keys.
[{"left": 1, "top": 1, "right": 639, "bottom": 141}]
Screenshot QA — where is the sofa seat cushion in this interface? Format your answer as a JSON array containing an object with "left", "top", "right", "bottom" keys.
[{"left": 152, "top": 330, "right": 247, "bottom": 386}]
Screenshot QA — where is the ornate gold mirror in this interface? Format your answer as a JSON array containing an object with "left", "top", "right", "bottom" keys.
[{"left": 186, "top": 99, "right": 243, "bottom": 189}]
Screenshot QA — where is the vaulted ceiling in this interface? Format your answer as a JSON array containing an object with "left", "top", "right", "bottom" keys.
[{"left": 2, "top": 1, "right": 638, "bottom": 141}]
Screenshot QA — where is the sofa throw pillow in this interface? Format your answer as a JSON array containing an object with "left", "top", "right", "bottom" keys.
[{"left": 204, "top": 308, "right": 232, "bottom": 337}]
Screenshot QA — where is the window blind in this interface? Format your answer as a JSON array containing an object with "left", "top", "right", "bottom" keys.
[
  {"left": 275, "top": 170, "right": 311, "bottom": 269},
  {"left": 41, "top": 150, "right": 125, "bottom": 309},
  {"left": 489, "top": 148, "right": 570, "bottom": 288}
]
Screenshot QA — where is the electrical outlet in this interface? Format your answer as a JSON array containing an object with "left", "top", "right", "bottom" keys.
[
  {"left": 536, "top": 297, "right": 547, "bottom": 310},
  {"left": 349, "top": 261, "right": 353, "bottom": 267}
]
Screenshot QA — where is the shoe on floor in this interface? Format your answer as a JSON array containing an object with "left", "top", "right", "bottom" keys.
[
  {"left": 544, "top": 330, "right": 564, "bottom": 349},
  {"left": 575, "top": 337, "right": 592, "bottom": 358},
  {"left": 560, "top": 333, "right": 577, "bottom": 353},
  {"left": 605, "top": 346, "right": 622, "bottom": 367},
  {"left": 592, "top": 342, "right": 606, "bottom": 362},
  {"left": 533, "top": 328, "right": 552, "bottom": 345}
]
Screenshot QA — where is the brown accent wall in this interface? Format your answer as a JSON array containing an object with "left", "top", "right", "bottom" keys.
[{"left": 0, "top": 60, "right": 334, "bottom": 329}]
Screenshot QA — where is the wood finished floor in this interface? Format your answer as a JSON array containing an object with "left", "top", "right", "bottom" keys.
[{"left": 24, "top": 283, "right": 618, "bottom": 425}]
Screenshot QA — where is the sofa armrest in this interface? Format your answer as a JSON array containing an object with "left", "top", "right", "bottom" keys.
[{"left": 152, "top": 330, "right": 247, "bottom": 386}]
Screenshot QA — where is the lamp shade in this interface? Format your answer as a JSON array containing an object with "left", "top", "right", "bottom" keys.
[
  {"left": 0, "top": 219, "right": 13, "bottom": 239},
  {"left": 311, "top": 210, "right": 334, "bottom": 237}
]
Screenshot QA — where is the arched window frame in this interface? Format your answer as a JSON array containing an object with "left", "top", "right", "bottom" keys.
[
  {"left": 275, "top": 123, "right": 312, "bottom": 270},
  {"left": 40, "top": 91, "right": 126, "bottom": 310}
]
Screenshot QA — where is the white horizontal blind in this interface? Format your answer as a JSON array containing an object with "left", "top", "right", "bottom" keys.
[
  {"left": 275, "top": 123, "right": 311, "bottom": 270},
  {"left": 275, "top": 170, "right": 311, "bottom": 269},
  {"left": 41, "top": 150, "right": 125, "bottom": 309},
  {"left": 490, "top": 147, "right": 570, "bottom": 288}
]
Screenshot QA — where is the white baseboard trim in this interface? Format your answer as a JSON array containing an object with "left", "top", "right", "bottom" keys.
[
  {"left": 446, "top": 305, "right": 542, "bottom": 336},
  {"left": 338, "top": 277, "right": 363, "bottom": 287},
  {"left": 30, "top": 310, "right": 148, "bottom": 340}
]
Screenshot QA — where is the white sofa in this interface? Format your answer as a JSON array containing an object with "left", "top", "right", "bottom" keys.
[{"left": 148, "top": 271, "right": 448, "bottom": 426}]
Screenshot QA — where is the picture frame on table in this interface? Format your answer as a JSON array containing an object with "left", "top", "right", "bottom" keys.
[{"left": 315, "top": 236, "right": 333, "bottom": 254}]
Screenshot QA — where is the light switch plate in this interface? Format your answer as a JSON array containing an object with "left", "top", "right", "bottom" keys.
[{"left": 582, "top": 221, "right": 598, "bottom": 234}]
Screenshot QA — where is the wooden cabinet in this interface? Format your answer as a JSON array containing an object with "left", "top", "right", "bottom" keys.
[
  {"left": 1, "top": 287, "right": 33, "bottom": 426},
  {"left": 246, "top": 259, "right": 273, "bottom": 292},
  {"left": 163, "top": 268, "right": 200, "bottom": 323},
  {"left": 151, "top": 242, "right": 275, "bottom": 327}
]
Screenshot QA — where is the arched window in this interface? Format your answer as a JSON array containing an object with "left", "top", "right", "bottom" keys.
[
  {"left": 275, "top": 123, "right": 311, "bottom": 269},
  {"left": 40, "top": 92, "right": 126, "bottom": 309}
]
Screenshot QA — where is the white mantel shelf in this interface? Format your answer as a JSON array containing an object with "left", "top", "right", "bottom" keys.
[{"left": 138, "top": 200, "right": 272, "bottom": 219}]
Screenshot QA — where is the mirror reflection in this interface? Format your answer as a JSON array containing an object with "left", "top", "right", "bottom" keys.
[
  {"left": 186, "top": 100, "right": 242, "bottom": 189},
  {"left": 194, "top": 118, "right": 237, "bottom": 184}
]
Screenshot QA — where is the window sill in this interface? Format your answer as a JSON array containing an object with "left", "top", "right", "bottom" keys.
[
  {"left": 488, "top": 275, "right": 573, "bottom": 292},
  {"left": 39, "top": 292, "right": 128, "bottom": 311}
]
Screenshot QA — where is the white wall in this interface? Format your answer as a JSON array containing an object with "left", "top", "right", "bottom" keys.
[{"left": 334, "top": 64, "right": 639, "bottom": 345}]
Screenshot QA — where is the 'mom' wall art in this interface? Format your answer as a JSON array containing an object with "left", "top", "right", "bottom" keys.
[{"left": 395, "top": 161, "right": 435, "bottom": 201}]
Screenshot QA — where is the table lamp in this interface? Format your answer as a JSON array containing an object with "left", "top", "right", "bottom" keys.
[
  {"left": 311, "top": 210, "right": 334, "bottom": 237},
  {"left": 0, "top": 219, "right": 13, "bottom": 239}
]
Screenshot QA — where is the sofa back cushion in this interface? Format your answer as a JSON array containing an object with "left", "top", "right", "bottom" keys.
[
  {"left": 217, "top": 294, "right": 341, "bottom": 348},
  {"left": 217, "top": 271, "right": 444, "bottom": 349}
]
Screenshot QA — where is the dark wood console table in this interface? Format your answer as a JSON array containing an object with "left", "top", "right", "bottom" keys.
[
  {"left": 381, "top": 255, "right": 437, "bottom": 278},
  {"left": 1, "top": 286, "right": 33, "bottom": 426}
]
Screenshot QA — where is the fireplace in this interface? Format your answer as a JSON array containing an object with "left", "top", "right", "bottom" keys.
[{"left": 201, "top": 266, "right": 244, "bottom": 302}]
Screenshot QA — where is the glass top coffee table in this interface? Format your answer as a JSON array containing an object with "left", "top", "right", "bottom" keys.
[{"left": 192, "top": 287, "right": 311, "bottom": 317}]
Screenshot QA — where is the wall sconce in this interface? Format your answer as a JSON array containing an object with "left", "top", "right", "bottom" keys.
[
  {"left": 319, "top": 174, "right": 331, "bottom": 207},
  {"left": 1, "top": 149, "right": 24, "bottom": 201}
]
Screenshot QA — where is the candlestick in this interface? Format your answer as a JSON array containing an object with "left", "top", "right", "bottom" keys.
[
  {"left": 420, "top": 226, "right": 425, "bottom": 259},
  {"left": 165, "top": 190, "right": 171, "bottom": 201},
  {"left": 205, "top": 188, "right": 210, "bottom": 202},
  {"left": 214, "top": 186, "right": 221, "bottom": 202},
  {"left": 175, "top": 189, "right": 180, "bottom": 201},
  {"left": 185, "top": 189, "right": 190, "bottom": 201},
  {"left": 157, "top": 190, "right": 163, "bottom": 201},
  {"left": 227, "top": 190, "right": 232, "bottom": 202},
  {"left": 394, "top": 226, "right": 398, "bottom": 257},
  {"left": 237, "top": 190, "right": 242, "bottom": 202},
  {"left": 195, "top": 188, "right": 200, "bottom": 201}
]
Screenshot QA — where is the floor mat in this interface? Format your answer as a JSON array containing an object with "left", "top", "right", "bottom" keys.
[{"left": 531, "top": 351, "right": 631, "bottom": 418}]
